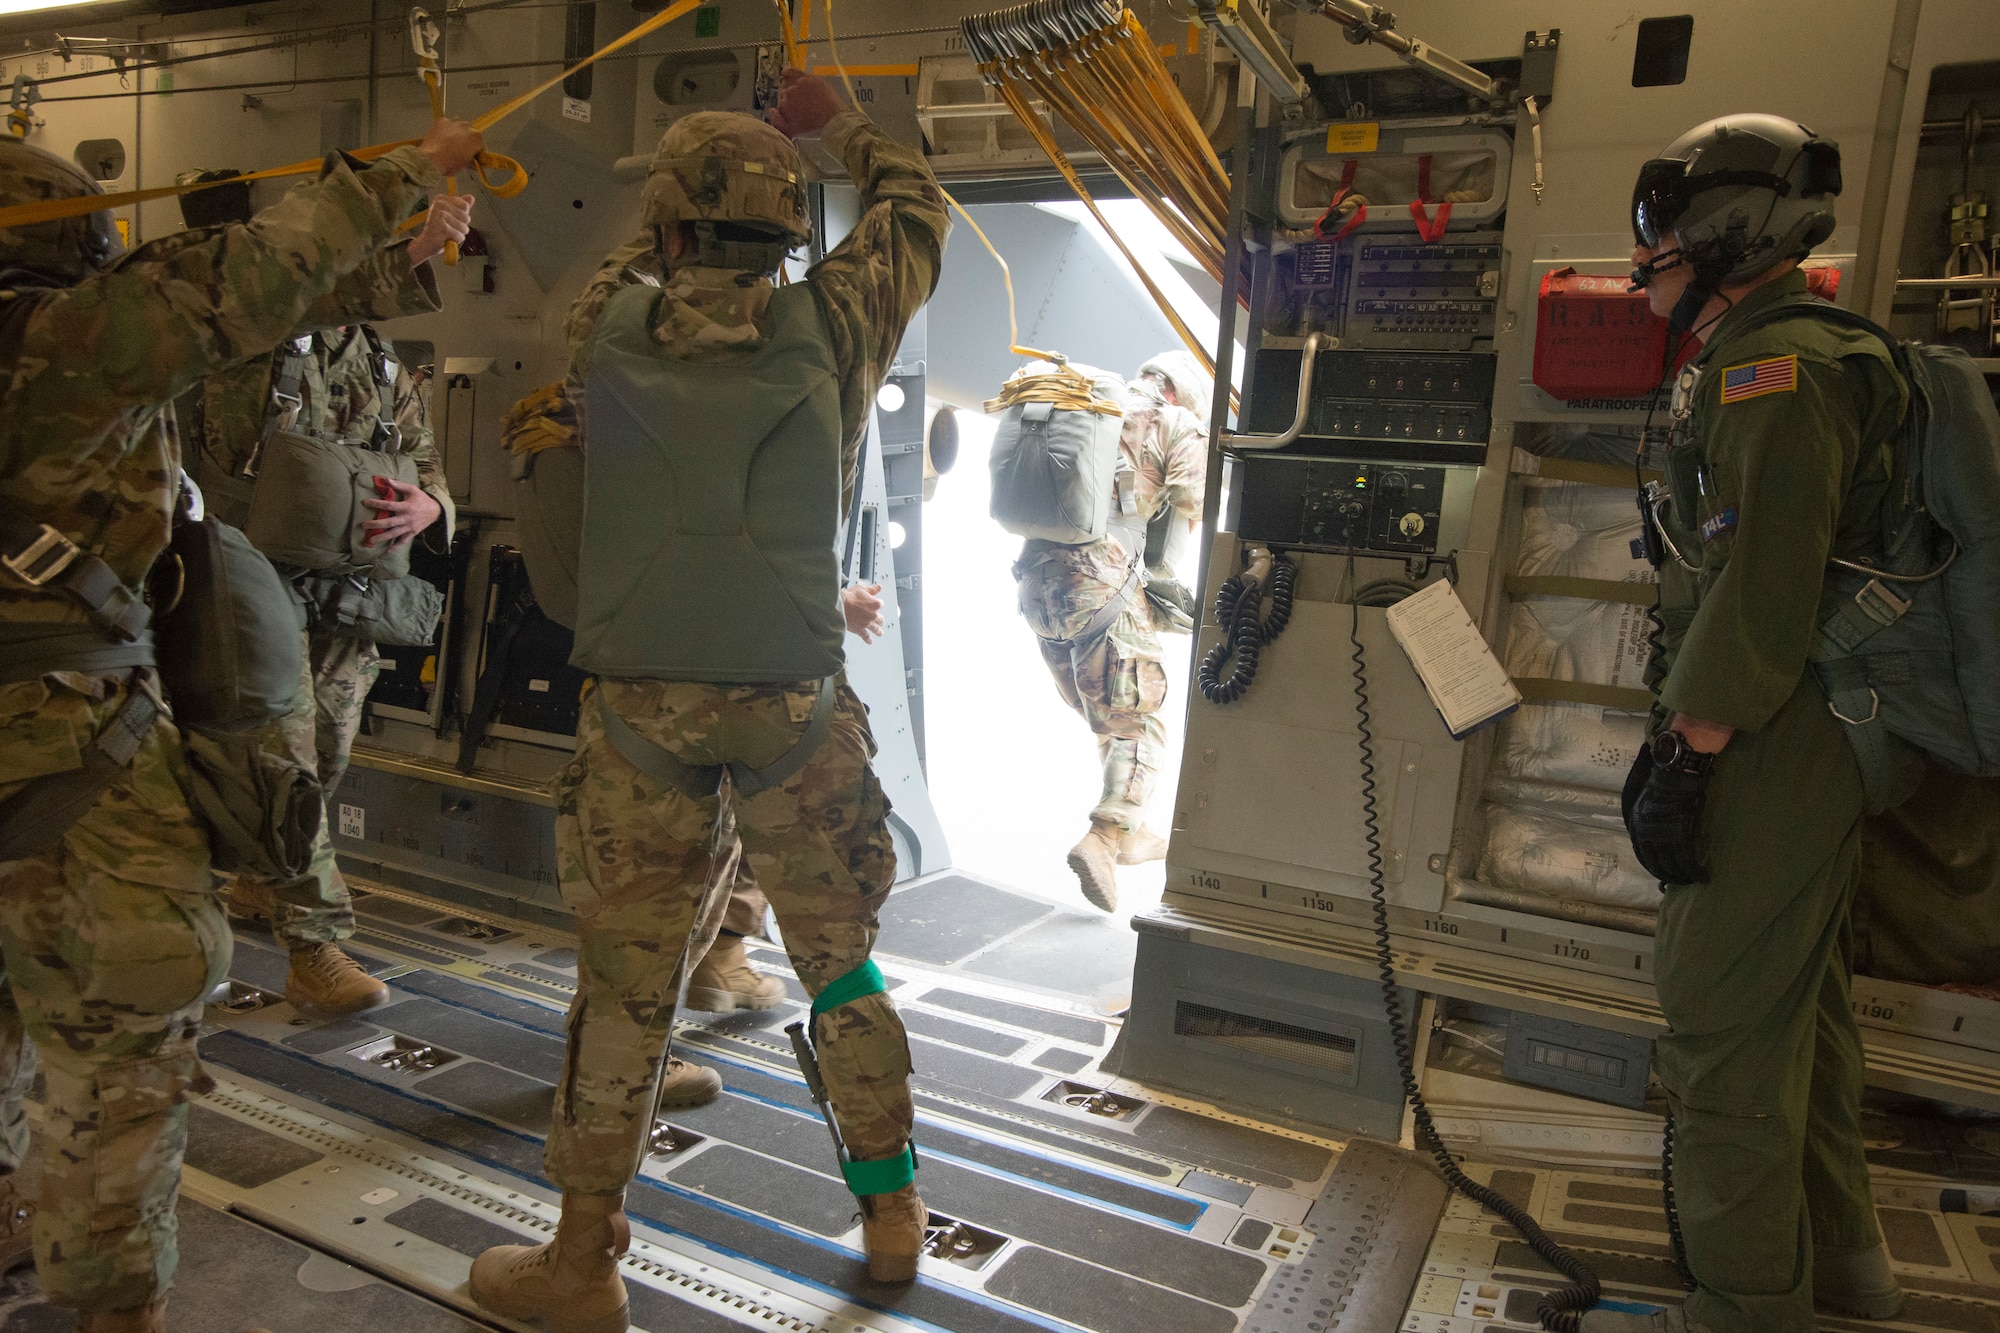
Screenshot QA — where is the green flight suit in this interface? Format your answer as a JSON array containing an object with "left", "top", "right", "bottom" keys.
[{"left": 1647, "top": 269, "right": 1906, "bottom": 1333}]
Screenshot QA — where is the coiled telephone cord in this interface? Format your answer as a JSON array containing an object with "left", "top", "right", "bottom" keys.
[
  {"left": 1196, "top": 553, "right": 1296, "bottom": 704},
  {"left": 1345, "top": 565, "right": 1603, "bottom": 1332}
]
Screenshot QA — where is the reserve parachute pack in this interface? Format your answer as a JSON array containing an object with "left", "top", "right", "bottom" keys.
[
  {"left": 199, "top": 329, "right": 443, "bottom": 647},
  {"left": 1740, "top": 301, "right": 2000, "bottom": 808},
  {"left": 987, "top": 361, "right": 1127, "bottom": 546},
  {"left": 572, "top": 281, "right": 846, "bottom": 683}
]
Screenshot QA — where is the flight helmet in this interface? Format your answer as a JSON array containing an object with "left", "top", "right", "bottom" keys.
[
  {"left": 641, "top": 112, "right": 810, "bottom": 273},
  {"left": 0, "top": 138, "right": 122, "bottom": 284},
  {"left": 1631, "top": 113, "right": 1841, "bottom": 286}
]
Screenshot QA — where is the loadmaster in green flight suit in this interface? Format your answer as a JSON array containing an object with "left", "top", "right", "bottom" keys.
[{"left": 1581, "top": 118, "right": 1908, "bottom": 1333}]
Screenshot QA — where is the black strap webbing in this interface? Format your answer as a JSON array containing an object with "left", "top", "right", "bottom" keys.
[
  {"left": 0, "top": 627, "right": 156, "bottom": 685},
  {"left": 0, "top": 671, "right": 159, "bottom": 862},
  {"left": 358, "top": 326, "right": 402, "bottom": 451},
  {"left": 597, "top": 675, "right": 838, "bottom": 799},
  {"left": 0, "top": 499, "right": 151, "bottom": 641}
]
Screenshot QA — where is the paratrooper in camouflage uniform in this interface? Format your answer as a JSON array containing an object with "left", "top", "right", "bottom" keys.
[
  {"left": 1019, "top": 351, "right": 1209, "bottom": 911},
  {"left": 0, "top": 121, "right": 481, "bottom": 1331},
  {"left": 180, "top": 194, "right": 464, "bottom": 1013},
  {"left": 470, "top": 73, "right": 945, "bottom": 1333}
]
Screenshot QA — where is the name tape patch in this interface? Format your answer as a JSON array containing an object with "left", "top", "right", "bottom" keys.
[
  {"left": 1700, "top": 507, "right": 1739, "bottom": 542},
  {"left": 1718, "top": 354, "right": 1798, "bottom": 404}
]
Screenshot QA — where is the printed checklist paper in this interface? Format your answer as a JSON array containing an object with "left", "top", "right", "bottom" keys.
[{"left": 1384, "top": 578, "right": 1522, "bottom": 739}]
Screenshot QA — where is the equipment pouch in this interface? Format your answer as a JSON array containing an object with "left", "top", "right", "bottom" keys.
[
  {"left": 170, "top": 723, "right": 322, "bottom": 882},
  {"left": 243, "top": 430, "right": 419, "bottom": 580},
  {"left": 349, "top": 573, "right": 445, "bottom": 648},
  {"left": 154, "top": 517, "right": 305, "bottom": 732}
]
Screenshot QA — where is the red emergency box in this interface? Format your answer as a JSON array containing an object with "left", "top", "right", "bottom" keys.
[{"left": 1532, "top": 263, "right": 1842, "bottom": 401}]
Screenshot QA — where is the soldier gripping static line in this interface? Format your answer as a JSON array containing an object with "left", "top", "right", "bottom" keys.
[
  {"left": 468, "top": 70, "right": 947, "bottom": 1333},
  {"left": 176, "top": 169, "right": 472, "bottom": 1019},
  {"left": 0, "top": 118, "right": 482, "bottom": 1331}
]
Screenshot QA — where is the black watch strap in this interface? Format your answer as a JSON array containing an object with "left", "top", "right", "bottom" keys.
[{"left": 1650, "top": 729, "right": 1716, "bottom": 775}]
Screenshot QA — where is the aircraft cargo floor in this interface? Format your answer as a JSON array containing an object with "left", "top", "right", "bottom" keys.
[{"left": 4, "top": 875, "right": 1999, "bottom": 1332}]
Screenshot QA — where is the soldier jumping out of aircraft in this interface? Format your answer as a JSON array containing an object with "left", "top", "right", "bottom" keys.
[{"left": 1018, "top": 351, "right": 1209, "bottom": 913}]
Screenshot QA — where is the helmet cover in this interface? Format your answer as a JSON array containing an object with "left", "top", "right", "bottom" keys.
[{"left": 0, "top": 138, "right": 122, "bottom": 283}]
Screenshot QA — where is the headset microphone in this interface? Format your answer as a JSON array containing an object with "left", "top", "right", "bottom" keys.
[{"left": 1628, "top": 247, "right": 1685, "bottom": 292}]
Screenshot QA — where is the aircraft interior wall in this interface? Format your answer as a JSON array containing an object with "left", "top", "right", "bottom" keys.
[{"left": 2, "top": 1, "right": 1999, "bottom": 1328}]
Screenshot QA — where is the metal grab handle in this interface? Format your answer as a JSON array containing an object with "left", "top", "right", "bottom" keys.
[{"left": 1220, "top": 332, "right": 1330, "bottom": 451}]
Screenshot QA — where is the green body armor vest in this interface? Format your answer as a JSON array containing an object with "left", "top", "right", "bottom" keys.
[{"left": 572, "top": 282, "right": 846, "bottom": 683}]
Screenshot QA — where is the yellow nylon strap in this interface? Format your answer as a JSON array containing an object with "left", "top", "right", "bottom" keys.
[
  {"left": 821, "top": 0, "right": 1061, "bottom": 364},
  {"left": 472, "top": 0, "right": 704, "bottom": 131},
  {"left": 983, "top": 368, "right": 1122, "bottom": 416},
  {"left": 0, "top": 0, "right": 709, "bottom": 233}
]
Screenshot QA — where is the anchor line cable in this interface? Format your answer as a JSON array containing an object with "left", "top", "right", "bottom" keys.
[
  {"left": 0, "top": 0, "right": 713, "bottom": 232},
  {"left": 1344, "top": 554, "right": 1604, "bottom": 1333}
]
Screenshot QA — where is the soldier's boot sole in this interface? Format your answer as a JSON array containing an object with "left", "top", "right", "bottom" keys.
[
  {"left": 862, "top": 1185, "right": 927, "bottom": 1283},
  {"left": 1067, "top": 825, "right": 1121, "bottom": 913},
  {"left": 470, "top": 1192, "right": 631, "bottom": 1333}
]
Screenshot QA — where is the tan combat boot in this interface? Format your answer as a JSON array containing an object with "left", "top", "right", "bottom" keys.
[
  {"left": 470, "top": 1190, "right": 631, "bottom": 1333},
  {"left": 0, "top": 1157, "right": 36, "bottom": 1276},
  {"left": 1066, "top": 821, "right": 1121, "bottom": 912},
  {"left": 686, "top": 936, "right": 787, "bottom": 1013},
  {"left": 1117, "top": 825, "right": 1169, "bottom": 866},
  {"left": 77, "top": 1301, "right": 170, "bottom": 1332},
  {"left": 656, "top": 1057, "right": 722, "bottom": 1111},
  {"left": 286, "top": 943, "right": 390, "bottom": 1014},
  {"left": 861, "top": 1184, "right": 927, "bottom": 1282}
]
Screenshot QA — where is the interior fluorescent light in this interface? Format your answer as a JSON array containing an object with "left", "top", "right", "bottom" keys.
[{"left": 0, "top": 0, "right": 124, "bottom": 13}]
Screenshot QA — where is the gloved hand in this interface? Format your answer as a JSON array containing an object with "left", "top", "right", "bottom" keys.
[{"left": 1622, "top": 745, "right": 1713, "bottom": 886}]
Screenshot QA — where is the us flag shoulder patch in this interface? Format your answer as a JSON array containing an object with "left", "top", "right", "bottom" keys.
[{"left": 1718, "top": 354, "right": 1799, "bottom": 404}]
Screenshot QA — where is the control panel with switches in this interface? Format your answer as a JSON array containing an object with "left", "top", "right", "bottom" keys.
[{"left": 1235, "top": 458, "right": 1452, "bottom": 555}]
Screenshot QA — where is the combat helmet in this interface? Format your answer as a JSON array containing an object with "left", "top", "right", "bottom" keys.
[
  {"left": 1135, "top": 349, "right": 1214, "bottom": 427},
  {"left": 0, "top": 138, "right": 122, "bottom": 284},
  {"left": 1631, "top": 113, "right": 1842, "bottom": 286},
  {"left": 641, "top": 111, "right": 809, "bottom": 273}
]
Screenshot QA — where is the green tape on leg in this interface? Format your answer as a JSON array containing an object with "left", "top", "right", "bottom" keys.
[
  {"left": 810, "top": 959, "right": 887, "bottom": 1020},
  {"left": 841, "top": 1144, "right": 917, "bottom": 1196}
]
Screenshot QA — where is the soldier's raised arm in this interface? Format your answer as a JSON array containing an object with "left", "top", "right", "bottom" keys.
[
  {"left": 0, "top": 118, "right": 482, "bottom": 467},
  {"left": 780, "top": 71, "right": 950, "bottom": 501}
]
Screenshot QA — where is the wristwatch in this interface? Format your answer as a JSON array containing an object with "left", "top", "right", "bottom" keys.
[{"left": 1649, "top": 728, "right": 1717, "bottom": 776}]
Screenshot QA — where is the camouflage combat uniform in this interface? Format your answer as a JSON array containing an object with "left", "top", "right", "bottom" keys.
[
  {"left": 188, "top": 323, "right": 453, "bottom": 949},
  {"left": 0, "top": 146, "right": 445, "bottom": 1312},
  {"left": 1017, "top": 391, "right": 1205, "bottom": 831},
  {"left": 544, "top": 109, "right": 945, "bottom": 1194},
  {"left": 558, "top": 235, "right": 773, "bottom": 948}
]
